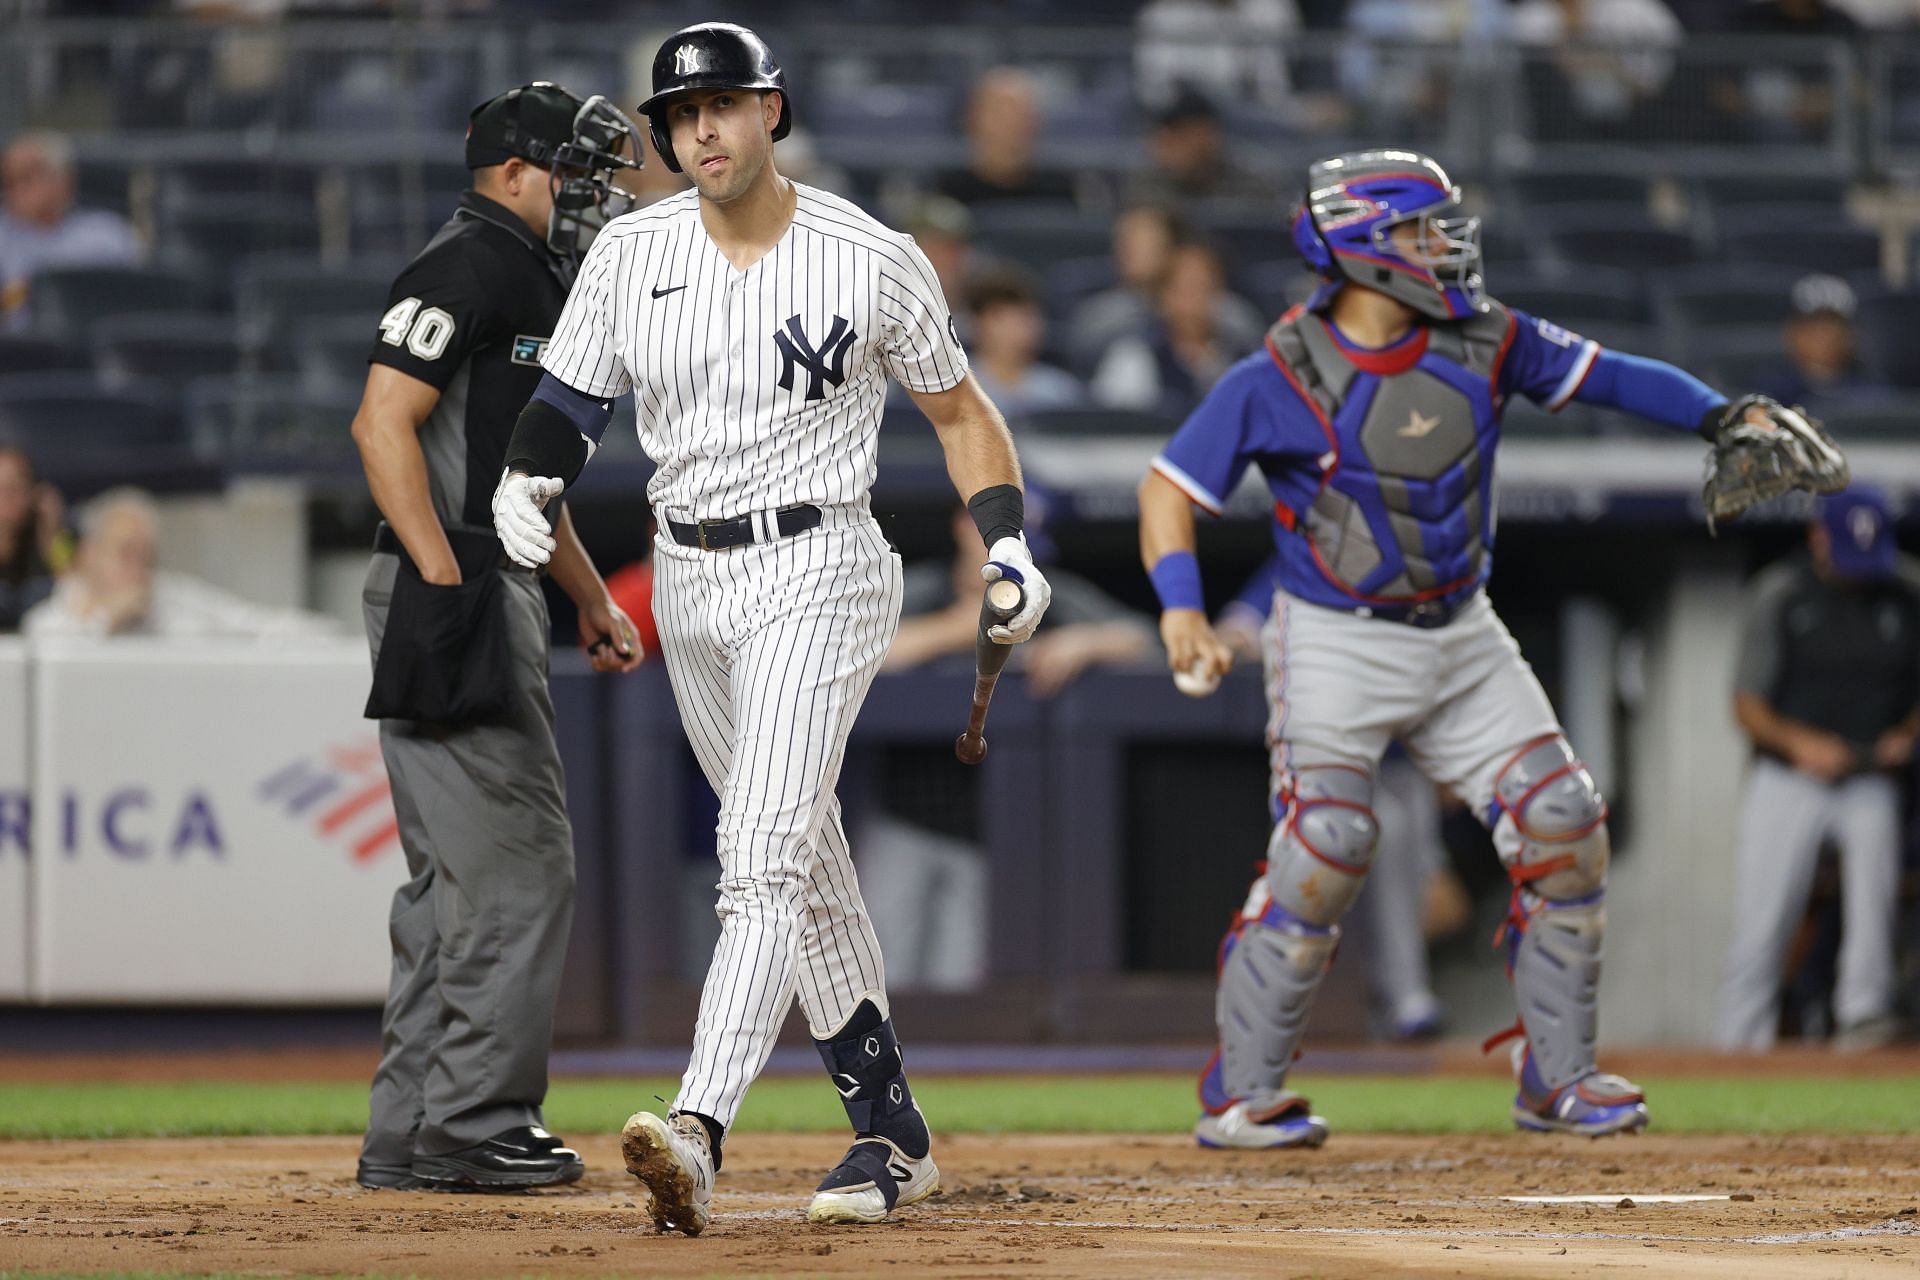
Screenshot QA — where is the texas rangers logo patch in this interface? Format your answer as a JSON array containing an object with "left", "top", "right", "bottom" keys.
[
  {"left": 511, "top": 334, "right": 550, "bottom": 366},
  {"left": 772, "top": 314, "right": 857, "bottom": 400}
]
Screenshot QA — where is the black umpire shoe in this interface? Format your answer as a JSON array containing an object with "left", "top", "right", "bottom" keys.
[
  {"left": 356, "top": 1160, "right": 429, "bottom": 1191},
  {"left": 410, "top": 1125, "right": 585, "bottom": 1191}
]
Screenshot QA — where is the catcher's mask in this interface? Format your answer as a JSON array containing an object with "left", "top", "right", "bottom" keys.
[
  {"left": 1292, "top": 149, "right": 1485, "bottom": 321},
  {"left": 467, "top": 83, "right": 640, "bottom": 264}
]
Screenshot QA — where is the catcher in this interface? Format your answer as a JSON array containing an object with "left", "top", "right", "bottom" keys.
[{"left": 1138, "top": 149, "right": 1847, "bottom": 1148}]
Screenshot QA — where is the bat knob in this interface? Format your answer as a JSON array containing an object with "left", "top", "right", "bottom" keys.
[{"left": 955, "top": 732, "right": 986, "bottom": 765}]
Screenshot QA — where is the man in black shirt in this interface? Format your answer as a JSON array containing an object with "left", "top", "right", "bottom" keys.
[
  {"left": 349, "top": 82, "right": 643, "bottom": 1191},
  {"left": 1716, "top": 487, "right": 1918, "bottom": 1052}
]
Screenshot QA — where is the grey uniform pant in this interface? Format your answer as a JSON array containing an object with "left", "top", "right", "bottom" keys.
[
  {"left": 359, "top": 552, "right": 575, "bottom": 1164},
  {"left": 1714, "top": 758, "right": 1900, "bottom": 1050}
]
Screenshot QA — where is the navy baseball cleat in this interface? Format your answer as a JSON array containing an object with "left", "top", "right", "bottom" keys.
[
  {"left": 1193, "top": 1052, "right": 1330, "bottom": 1149},
  {"left": 1511, "top": 1045, "right": 1649, "bottom": 1136},
  {"left": 807, "top": 1133, "right": 940, "bottom": 1224}
]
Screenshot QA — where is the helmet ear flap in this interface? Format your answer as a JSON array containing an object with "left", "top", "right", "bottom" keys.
[
  {"left": 650, "top": 117, "right": 682, "bottom": 174},
  {"left": 1292, "top": 198, "right": 1332, "bottom": 275}
]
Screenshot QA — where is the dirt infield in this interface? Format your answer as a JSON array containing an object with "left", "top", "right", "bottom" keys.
[{"left": 4, "top": 1132, "right": 1916, "bottom": 1278}]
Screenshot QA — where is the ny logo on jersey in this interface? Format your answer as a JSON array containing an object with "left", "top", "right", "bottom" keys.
[{"left": 772, "top": 314, "right": 858, "bottom": 401}]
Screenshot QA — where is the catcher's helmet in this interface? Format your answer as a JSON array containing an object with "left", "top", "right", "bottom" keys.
[
  {"left": 1291, "top": 150, "right": 1484, "bottom": 321},
  {"left": 638, "top": 22, "right": 791, "bottom": 174}
]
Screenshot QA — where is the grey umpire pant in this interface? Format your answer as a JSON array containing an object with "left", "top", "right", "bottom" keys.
[{"left": 359, "top": 552, "right": 575, "bottom": 1165}]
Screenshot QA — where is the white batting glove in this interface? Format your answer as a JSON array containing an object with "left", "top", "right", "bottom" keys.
[
  {"left": 981, "top": 534, "right": 1051, "bottom": 644},
  {"left": 492, "top": 468, "right": 563, "bottom": 569}
]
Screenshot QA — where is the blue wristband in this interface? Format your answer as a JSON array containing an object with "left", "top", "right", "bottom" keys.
[{"left": 1149, "top": 551, "right": 1205, "bottom": 613}]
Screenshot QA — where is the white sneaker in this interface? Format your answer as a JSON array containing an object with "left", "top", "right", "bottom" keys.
[
  {"left": 806, "top": 1134, "right": 940, "bottom": 1224},
  {"left": 1193, "top": 1097, "right": 1330, "bottom": 1150},
  {"left": 621, "top": 1111, "right": 714, "bottom": 1236}
]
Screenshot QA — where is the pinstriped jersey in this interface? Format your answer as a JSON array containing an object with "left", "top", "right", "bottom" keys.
[{"left": 540, "top": 182, "right": 969, "bottom": 518}]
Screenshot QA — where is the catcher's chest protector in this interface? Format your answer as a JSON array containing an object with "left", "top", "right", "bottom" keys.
[{"left": 1267, "top": 305, "right": 1511, "bottom": 601}]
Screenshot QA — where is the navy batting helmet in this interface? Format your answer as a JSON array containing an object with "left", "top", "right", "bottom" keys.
[{"left": 638, "top": 22, "right": 791, "bottom": 174}]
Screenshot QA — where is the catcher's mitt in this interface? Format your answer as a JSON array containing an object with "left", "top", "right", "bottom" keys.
[{"left": 1699, "top": 395, "right": 1850, "bottom": 533}]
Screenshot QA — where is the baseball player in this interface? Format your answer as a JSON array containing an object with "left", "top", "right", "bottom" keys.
[
  {"left": 490, "top": 24, "right": 1050, "bottom": 1232},
  {"left": 350, "top": 82, "right": 644, "bottom": 1191},
  {"left": 1716, "top": 488, "right": 1919, "bottom": 1052},
  {"left": 1137, "top": 150, "right": 1849, "bottom": 1148}
]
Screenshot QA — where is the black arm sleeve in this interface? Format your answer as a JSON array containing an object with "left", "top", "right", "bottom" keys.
[{"left": 502, "top": 397, "right": 592, "bottom": 487}]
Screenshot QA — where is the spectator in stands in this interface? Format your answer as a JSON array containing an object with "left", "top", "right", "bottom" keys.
[
  {"left": 0, "top": 444, "right": 68, "bottom": 633},
  {"left": 1124, "top": 87, "right": 1270, "bottom": 208},
  {"left": 933, "top": 67, "right": 1078, "bottom": 207},
  {"left": 0, "top": 130, "right": 143, "bottom": 333},
  {"left": 1753, "top": 274, "right": 1881, "bottom": 409},
  {"left": 1717, "top": 0, "right": 1863, "bottom": 141},
  {"left": 1090, "top": 241, "right": 1240, "bottom": 419},
  {"left": 1716, "top": 487, "right": 1917, "bottom": 1053},
  {"left": 963, "top": 268, "right": 1085, "bottom": 419},
  {"left": 22, "top": 487, "right": 337, "bottom": 639},
  {"left": 1068, "top": 205, "right": 1265, "bottom": 376},
  {"left": 1509, "top": 0, "right": 1684, "bottom": 128},
  {"left": 904, "top": 195, "right": 975, "bottom": 314},
  {"left": 1135, "top": 0, "right": 1300, "bottom": 113}
]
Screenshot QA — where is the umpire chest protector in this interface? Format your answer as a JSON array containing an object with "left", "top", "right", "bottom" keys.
[{"left": 1265, "top": 302, "right": 1512, "bottom": 606}]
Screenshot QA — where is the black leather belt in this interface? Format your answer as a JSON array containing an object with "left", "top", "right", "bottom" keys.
[
  {"left": 1361, "top": 596, "right": 1464, "bottom": 629},
  {"left": 667, "top": 504, "right": 822, "bottom": 551}
]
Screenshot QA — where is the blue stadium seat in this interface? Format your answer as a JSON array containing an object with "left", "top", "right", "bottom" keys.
[
  {"left": 1043, "top": 255, "right": 1117, "bottom": 325},
  {"left": 971, "top": 205, "right": 1112, "bottom": 272},
  {"left": 1504, "top": 169, "right": 1656, "bottom": 216},
  {"left": 1021, "top": 406, "right": 1178, "bottom": 437},
  {"left": 94, "top": 314, "right": 256, "bottom": 391},
  {"left": 0, "top": 336, "right": 92, "bottom": 377},
  {"left": 1497, "top": 266, "right": 1651, "bottom": 328},
  {"left": 1854, "top": 290, "right": 1920, "bottom": 389},
  {"left": 0, "top": 373, "right": 186, "bottom": 464},
  {"left": 1718, "top": 206, "right": 1883, "bottom": 277},
  {"left": 161, "top": 198, "right": 323, "bottom": 272},
  {"left": 233, "top": 256, "right": 400, "bottom": 347},
  {"left": 1653, "top": 263, "right": 1805, "bottom": 339},
  {"left": 298, "top": 316, "right": 376, "bottom": 391},
  {"left": 27, "top": 266, "right": 218, "bottom": 343},
  {"left": 1817, "top": 396, "right": 1920, "bottom": 440},
  {"left": 1545, "top": 207, "right": 1703, "bottom": 274},
  {"left": 1687, "top": 330, "right": 1789, "bottom": 397},
  {"left": 185, "top": 374, "right": 360, "bottom": 461}
]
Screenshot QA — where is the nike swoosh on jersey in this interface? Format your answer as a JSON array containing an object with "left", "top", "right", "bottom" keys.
[{"left": 652, "top": 284, "right": 688, "bottom": 298}]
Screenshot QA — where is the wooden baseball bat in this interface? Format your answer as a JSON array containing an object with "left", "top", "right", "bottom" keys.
[{"left": 954, "top": 578, "right": 1025, "bottom": 765}]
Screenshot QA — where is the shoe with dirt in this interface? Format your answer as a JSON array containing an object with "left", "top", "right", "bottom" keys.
[{"left": 621, "top": 1111, "right": 714, "bottom": 1236}]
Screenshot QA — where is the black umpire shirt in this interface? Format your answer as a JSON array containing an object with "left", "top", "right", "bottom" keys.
[
  {"left": 1734, "top": 550, "right": 1920, "bottom": 761},
  {"left": 368, "top": 191, "right": 573, "bottom": 529}
]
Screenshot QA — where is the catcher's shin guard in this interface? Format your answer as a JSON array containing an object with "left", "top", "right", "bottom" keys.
[
  {"left": 1210, "top": 877, "right": 1340, "bottom": 1116},
  {"left": 1486, "top": 736, "right": 1612, "bottom": 1091},
  {"left": 815, "top": 1000, "right": 930, "bottom": 1160}
]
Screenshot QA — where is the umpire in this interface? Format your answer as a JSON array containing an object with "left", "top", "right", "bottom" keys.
[{"left": 348, "top": 82, "right": 644, "bottom": 1191}]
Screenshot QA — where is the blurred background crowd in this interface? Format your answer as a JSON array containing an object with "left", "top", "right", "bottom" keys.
[{"left": 3, "top": 0, "right": 1919, "bottom": 1051}]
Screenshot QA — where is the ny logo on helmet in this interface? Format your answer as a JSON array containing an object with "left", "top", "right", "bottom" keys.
[
  {"left": 773, "top": 314, "right": 858, "bottom": 401},
  {"left": 675, "top": 45, "right": 703, "bottom": 77}
]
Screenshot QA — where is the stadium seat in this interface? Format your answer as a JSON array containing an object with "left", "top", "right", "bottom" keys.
[
  {"left": 971, "top": 204, "right": 1113, "bottom": 273},
  {"left": 1021, "top": 406, "right": 1178, "bottom": 437},
  {"left": 0, "top": 336, "right": 92, "bottom": 377},
  {"left": 0, "top": 372, "right": 186, "bottom": 464},
  {"left": 1044, "top": 255, "right": 1118, "bottom": 324},
  {"left": 94, "top": 314, "right": 256, "bottom": 391},
  {"left": 185, "top": 374, "right": 360, "bottom": 461},
  {"left": 162, "top": 199, "right": 324, "bottom": 271},
  {"left": 1503, "top": 169, "right": 1656, "bottom": 216},
  {"left": 1718, "top": 206, "right": 1884, "bottom": 277},
  {"left": 298, "top": 316, "right": 376, "bottom": 391},
  {"left": 1545, "top": 207, "right": 1702, "bottom": 274},
  {"left": 1852, "top": 290, "right": 1920, "bottom": 389},
  {"left": 1817, "top": 396, "right": 1920, "bottom": 441},
  {"left": 1497, "top": 266, "right": 1651, "bottom": 328},
  {"left": 233, "top": 256, "right": 400, "bottom": 347},
  {"left": 27, "top": 266, "right": 217, "bottom": 343},
  {"left": 1687, "top": 330, "right": 1790, "bottom": 397},
  {"left": 1653, "top": 263, "right": 1806, "bottom": 343}
]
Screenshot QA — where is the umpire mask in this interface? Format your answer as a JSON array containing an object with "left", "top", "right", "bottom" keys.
[{"left": 547, "top": 94, "right": 641, "bottom": 264}]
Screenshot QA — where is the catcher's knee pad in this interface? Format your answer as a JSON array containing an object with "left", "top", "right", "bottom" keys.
[
  {"left": 1490, "top": 736, "right": 1609, "bottom": 901},
  {"left": 1265, "top": 762, "right": 1379, "bottom": 927},
  {"left": 1215, "top": 878, "right": 1339, "bottom": 1108}
]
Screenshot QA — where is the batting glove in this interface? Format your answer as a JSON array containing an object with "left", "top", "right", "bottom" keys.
[
  {"left": 492, "top": 468, "right": 563, "bottom": 569},
  {"left": 981, "top": 534, "right": 1051, "bottom": 644}
]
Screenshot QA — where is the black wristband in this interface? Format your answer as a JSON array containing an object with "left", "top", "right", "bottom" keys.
[
  {"left": 966, "top": 484, "right": 1025, "bottom": 549},
  {"left": 503, "top": 397, "right": 591, "bottom": 486},
  {"left": 1697, "top": 403, "right": 1730, "bottom": 443}
]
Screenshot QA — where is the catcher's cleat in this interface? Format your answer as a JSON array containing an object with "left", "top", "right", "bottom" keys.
[
  {"left": 621, "top": 1110, "right": 714, "bottom": 1236},
  {"left": 807, "top": 1133, "right": 940, "bottom": 1224},
  {"left": 1511, "top": 1044, "right": 1649, "bottom": 1137},
  {"left": 1194, "top": 1097, "right": 1330, "bottom": 1150}
]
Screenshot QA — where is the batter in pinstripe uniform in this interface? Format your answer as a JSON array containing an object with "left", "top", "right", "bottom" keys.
[{"left": 490, "top": 23, "right": 1051, "bottom": 1234}]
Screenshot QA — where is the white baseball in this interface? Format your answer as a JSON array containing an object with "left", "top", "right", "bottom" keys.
[{"left": 1173, "top": 662, "right": 1220, "bottom": 698}]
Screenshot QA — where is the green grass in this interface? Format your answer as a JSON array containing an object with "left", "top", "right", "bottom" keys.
[{"left": 0, "top": 1074, "right": 1914, "bottom": 1140}]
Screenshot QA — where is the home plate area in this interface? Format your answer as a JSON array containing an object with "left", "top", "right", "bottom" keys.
[{"left": 5, "top": 1132, "right": 1918, "bottom": 1278}]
